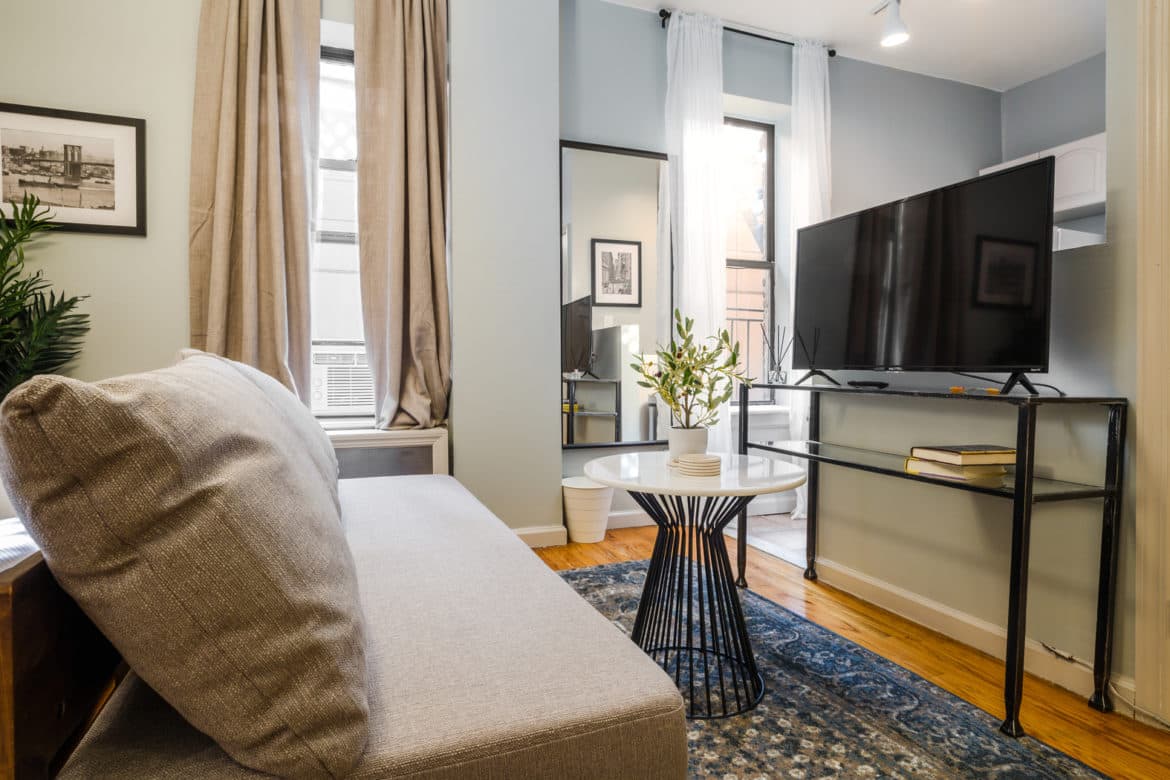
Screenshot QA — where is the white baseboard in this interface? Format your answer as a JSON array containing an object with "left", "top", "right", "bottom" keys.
[
  {"left": 607, "top": 509, "right": 653, "bottom": 529},
  {"left": 748, "top": 492, "right": 797, "bottom": 516},
  {"left": 816, "top": 557, "right": 1136, "bottom": 714},
  {"left": 516, "top": 524, "right": 567, "bottom": 548}
]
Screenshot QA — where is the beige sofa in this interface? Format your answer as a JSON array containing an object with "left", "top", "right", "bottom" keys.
[
  {"left": 54, "top": 474, "right": 687, "bottom": 778},
  {"left": 0, "top": 353, "right": 686, "bottom": 778}
]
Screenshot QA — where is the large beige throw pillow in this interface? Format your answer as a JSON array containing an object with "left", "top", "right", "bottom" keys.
[{"left": 0, "top": 353, "right": 369, "bottom": 779}]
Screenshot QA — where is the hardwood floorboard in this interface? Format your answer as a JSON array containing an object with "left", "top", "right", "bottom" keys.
[{"left": 536, "top": 526, "right": 1170, "bottom": 780}]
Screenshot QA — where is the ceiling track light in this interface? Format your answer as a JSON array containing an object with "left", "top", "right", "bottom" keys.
[{"left": 872, "top": 0, "right": 910, "bottom": 48}]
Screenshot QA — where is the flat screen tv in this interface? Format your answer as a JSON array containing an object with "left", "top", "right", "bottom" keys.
[
  {"left": 793, "top": 157, "right": 1055, "bottom": 376},
  {"left": 561, "top": 295, "right": 593, "bottom": 374}
]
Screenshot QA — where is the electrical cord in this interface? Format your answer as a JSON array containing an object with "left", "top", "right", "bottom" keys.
[
  {"left": 951, "top": 371, "right": 1067, "bottom": 397},
  {"left": 1039, "top": 641, "right": 1170, "bottom": 731}
]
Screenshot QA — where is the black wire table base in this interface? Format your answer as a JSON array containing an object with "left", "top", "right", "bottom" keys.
[{"left": 628, "top": 491, "right": 762, "bottom": 719}]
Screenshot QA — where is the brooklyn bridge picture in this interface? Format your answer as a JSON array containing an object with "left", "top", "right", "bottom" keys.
[
  {"left": 0, "top": 102, "right": 145, "bottom": 235},
  {"left": 1, "top": 127, "right": 116, "bottom": 210}
]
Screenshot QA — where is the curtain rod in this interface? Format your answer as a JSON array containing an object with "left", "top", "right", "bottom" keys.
[{"left": 658, "top": 9, "right": 837, "bottom": 57}]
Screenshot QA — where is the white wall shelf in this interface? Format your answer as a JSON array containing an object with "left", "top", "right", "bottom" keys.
[{"left": 982, "top": 132, "right": 1107, "bottom": 249}]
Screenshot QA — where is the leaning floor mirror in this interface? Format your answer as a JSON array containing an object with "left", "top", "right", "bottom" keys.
[{"left": 560, "top": 141, "right": 672, "bottom": 447}]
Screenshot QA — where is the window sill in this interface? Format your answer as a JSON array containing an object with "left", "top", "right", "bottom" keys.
[
  {"left": 325, "top": 426, "right": 450, "bottom": 474},
  {"left": 729, "top": 404, "right": 789, "bottom": 416},
  {"left": 325, "top": 426, "right": 447, "bottom": 447},
  {"left": 318, "top": 416, "right": 377, "bottom": 431}
]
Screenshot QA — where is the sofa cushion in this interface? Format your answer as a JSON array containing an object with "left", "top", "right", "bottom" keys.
[
  {"left": 177, "top": 349, "right": 342, "bottom": 512},
  {"left": 0, "top": 354, "right": 368, "bottom": 779},
  {"left": 58, "top": 476, "right": 688, "bottom": 779}
]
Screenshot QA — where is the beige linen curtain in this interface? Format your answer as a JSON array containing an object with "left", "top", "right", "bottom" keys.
[
  {"left": 354, "top": 0, "right": 451, "bottom": 429},
  {"left": 189, "top": 0, "right": 319, "bottom": 399}
]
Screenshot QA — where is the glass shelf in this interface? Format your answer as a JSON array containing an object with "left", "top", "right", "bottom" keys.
[
  {"left": 748, "top": 440, "right": 1112, "bottom": 503},
  {"left": 754, "top": 383, "right": 1126, "bottom": 407}
]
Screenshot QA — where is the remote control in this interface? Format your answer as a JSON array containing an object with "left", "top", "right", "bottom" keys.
[{"left": 848, "top": 380, "right": 890, "bottom": 390}]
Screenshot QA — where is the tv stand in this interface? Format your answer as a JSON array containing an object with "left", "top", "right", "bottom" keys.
[
  {"left": 736, "top": 382, "right": 1128, "bottom": 739},
  {"left": 562, "top": 377, "right": 621, "bottom": 444},
  {"left": 793, "top": 368, "right": 840, "bottom": 387},
  {"left": 1001, "top": 372, "right": 1039, "bottom": 395}
]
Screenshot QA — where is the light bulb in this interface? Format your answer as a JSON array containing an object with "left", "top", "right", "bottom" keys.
[{"left": 882, "top": 0, "right": 910, "bottom": 47}]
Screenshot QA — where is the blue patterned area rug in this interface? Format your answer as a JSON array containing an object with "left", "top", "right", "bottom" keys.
[{"left": 561, "top": 560, "right": 1101, "bottom": 779}]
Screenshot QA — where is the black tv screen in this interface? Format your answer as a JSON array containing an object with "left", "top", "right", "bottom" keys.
[
  {"left": 561, "top": 295, "right": 593, "bottom": 373},
  {"left": 793, "top": 157, "right": 1055, "bottom": 373}
]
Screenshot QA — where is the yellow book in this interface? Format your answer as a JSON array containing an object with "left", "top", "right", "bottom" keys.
[
  {"left": 905, "top": 457, "right": 1008, "bottom": 483},
  {"left": 909, "top": 444, "right": 1016, "bottom": 466}
]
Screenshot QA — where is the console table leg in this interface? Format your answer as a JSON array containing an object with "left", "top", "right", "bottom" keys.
[
  {"left": 804, "top": 392, "right": 820, "bottom": 581},
  {"left": 735, "top": 509, "right": 748, "bottom": 588},
  {"left": 1090, "top": 404, "right": 1127, "bottom": 712},
  {"left": 737, "top": 382, "right": 749, "bottom": 588},
  {"left": 566, "top": 380, "right": 576, "bottom": 445},
  {"left": 1001, "top": 404, "right": 1037, "bottom": 738}
]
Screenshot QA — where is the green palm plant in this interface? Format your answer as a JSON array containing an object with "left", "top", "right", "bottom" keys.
[{"left": 0, "top": 194, "right": 90, "bottom": 399}]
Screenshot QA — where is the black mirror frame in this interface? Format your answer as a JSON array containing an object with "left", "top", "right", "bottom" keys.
[{"left": 559, "top": 140, "right": 672, "bottom": 450}]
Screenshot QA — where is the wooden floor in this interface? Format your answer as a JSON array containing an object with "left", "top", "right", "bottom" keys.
[{"left": 536, "top": 526, "right": 1170, "bottom": 780}]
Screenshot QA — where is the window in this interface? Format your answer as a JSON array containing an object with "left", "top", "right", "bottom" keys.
[
  {"left": 723, "top": 118, "right": 775, "bottom": 403},
  {"left": 310, "top": 47, "right": 375, "bottom": 418}
]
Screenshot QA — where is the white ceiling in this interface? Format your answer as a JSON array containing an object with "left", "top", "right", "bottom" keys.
[{"left": 603, "top": 0, "right": 1106, "bottom": 92}]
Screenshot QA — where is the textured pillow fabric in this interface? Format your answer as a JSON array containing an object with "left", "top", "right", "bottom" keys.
[
  {"left": 0, "top": 354, "right": 369, "bottom": 779},
  {"left": 178, "top": 349, "right": 342, "bottom": 515}
]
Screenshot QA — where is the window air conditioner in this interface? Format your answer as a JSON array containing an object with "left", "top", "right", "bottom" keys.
[{"left": 311, "top": 344, "right": 375, "bottom": 416}]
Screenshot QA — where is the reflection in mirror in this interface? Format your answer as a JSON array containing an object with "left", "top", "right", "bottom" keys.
[{"left": 561, "top": 143, "right": 670, "bottom": 447}]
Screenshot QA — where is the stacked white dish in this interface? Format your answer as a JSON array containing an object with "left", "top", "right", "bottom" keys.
[{"left": 675, "top": 453, "right": 722, "bottom": 477}]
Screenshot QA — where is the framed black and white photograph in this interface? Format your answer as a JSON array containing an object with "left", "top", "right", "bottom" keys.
[
  {"left": 0, "top": 103, "right": 145, "bottom": 235},
  {"left": 591, "top": 238, "right": 642, "bottom": 308},
  {"left": 974, "top": 236, "right": 1038, "bottom": 308}
]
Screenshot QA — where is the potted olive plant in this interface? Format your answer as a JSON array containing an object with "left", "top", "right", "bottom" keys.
[{"left": 631, "top": 310, "right": 751, "bottom": 462}]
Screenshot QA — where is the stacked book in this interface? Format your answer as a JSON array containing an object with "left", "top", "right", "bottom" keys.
[{"left": 904, "top": 445, "right": 1015, "bottom": 484}]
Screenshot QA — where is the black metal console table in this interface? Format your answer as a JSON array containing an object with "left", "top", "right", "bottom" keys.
[
  {"left": 562, "top": 377, "right": 621, "bottom": 445},
  {"left": 735, "top": 382, "right": 1128, "bottom": 739}
]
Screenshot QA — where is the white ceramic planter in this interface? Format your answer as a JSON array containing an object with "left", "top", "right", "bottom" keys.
[
  {"left": 562, "top": 476, "right": 614, "bottom": 543},
  {"left": 668, "top": 426, "right": 709, "bottom": 463}
]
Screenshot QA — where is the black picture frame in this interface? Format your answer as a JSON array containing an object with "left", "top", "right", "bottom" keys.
[
  {"left": 0, "top": 102, "right": 146, "bottom": 236},
  {"left": 973, "top": 236, "right": 1038, "bottom": 309},
  {"left": 590, "top": 238, "right": 643, "bottom": 308}
]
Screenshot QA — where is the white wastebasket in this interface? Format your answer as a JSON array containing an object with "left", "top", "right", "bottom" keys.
[{"left": 562, "top": 476, "right": 614, "bottom": 543}]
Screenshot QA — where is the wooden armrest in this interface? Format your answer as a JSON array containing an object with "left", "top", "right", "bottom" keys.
[{"left": 0, "top": 529, "right": 121, "bottom": 779}]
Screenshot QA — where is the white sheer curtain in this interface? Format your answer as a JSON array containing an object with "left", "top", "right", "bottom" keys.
[
  {"left": 655, "top": 160, "right": 672, "bottom": 351},
  {"left": 788, "top": 40, "right": 832, "bottom": 517},
  {"left": 665, "top": 12, "right": 730, "bottom": 453}
]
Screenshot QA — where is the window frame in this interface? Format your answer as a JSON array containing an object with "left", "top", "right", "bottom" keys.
[
  {"left": 317, "top": 46, "right": 358, "bottom": 248},
  {"left": 321, "top": 45, "right": 354, "bottom": 65},
  {"left": 312, "top": 45, "right": 373, "bottom": 420},
  {"left": 724, "top": 116, "right": 777, "bottom": 406}
]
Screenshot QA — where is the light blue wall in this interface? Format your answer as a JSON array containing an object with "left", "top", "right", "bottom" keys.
[
  {"left": 724, "top": 28, "right": 790, "bottom": 105},
  {"left": 829, "top": 57, "right": 1002, "bottom": 216},
  {"left": 450, "top": 0, "right": 563, "bottom": 532},
  {"left": 1001, "top": 53, "right": 1106, "bottom": 161},
  {"left": 559, "top": 0, "right": 790, "bottom": 152},
  {"left": 560, "top": 0, "right": 1000, "bottom": 213},
  {"left": 560, "top": 0, "right": 666, "bottom": 151}
]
